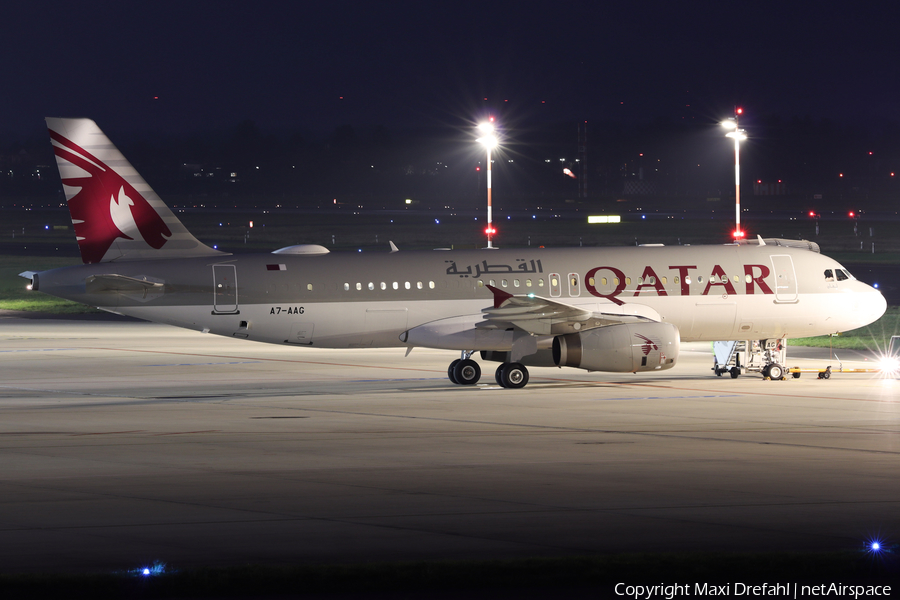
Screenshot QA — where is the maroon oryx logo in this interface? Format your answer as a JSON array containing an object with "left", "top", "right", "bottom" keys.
[
  {"left": 50, "top": 130, "right": 171, "bottom": 264},
  {"left": 635, "top": 333, "right": 658, "bottom": 356}
]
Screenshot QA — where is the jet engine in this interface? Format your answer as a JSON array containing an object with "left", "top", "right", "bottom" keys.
[{"left": 553, "top": 322, "right": 679, "bottom": 372}]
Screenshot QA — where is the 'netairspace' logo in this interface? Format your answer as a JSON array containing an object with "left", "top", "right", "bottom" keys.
[{"left": 614, "top": 582, "right": 893, "bottom": 599}]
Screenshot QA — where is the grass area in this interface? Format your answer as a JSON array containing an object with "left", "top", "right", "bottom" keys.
[
  {"left": 0, "top": 256, "right": 99, "bottom": 313},
  {"left": 0, "top": 552, "right": 895, "bottom": 599},
  {"left": 791, "top": 307, "right": 900, "bottom": 351}
]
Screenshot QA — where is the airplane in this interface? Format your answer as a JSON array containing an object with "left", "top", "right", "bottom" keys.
[{"left": 19, "top": 118, "right": 887, "bottom": 388}]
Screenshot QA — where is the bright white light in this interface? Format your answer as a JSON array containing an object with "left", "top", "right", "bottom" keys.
[
  {"left": 142, "top": 568, "right": 151, "bottom": 576},
  {"left": 721, "top": 119, "right": 737, "bottom": 130},
  {"left": 477, "top": 135, "right": 498, "bottom": 149},
  {"left": 872, "top": 542, "right": 881, "bottom": 551},
  {"left": 726, "top": 130, "right": 747, "bottom": 141},
  {"left": 877, "top": 356, "right": 900, "bottom": 374},
  {"left": 477, "top": 122, "right": 493, "bottom": 133},
  {"left": 25, "top": 284, "right": 32, "bottom": 291}
]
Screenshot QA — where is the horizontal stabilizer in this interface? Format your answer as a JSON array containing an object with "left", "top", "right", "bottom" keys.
[{"left": 85, "top": 274, "right": 164, "bottom": 295}]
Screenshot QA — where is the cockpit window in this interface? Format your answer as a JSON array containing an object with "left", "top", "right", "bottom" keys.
[
  {"left": 836, "top": 269, "right": 850, "bottom": 281},
  {"left": 824, "top": 269, "right": 834, "bottom": 281}
]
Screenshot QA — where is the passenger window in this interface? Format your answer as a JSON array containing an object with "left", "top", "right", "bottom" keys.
[
  {"left": 625, "top": 277, "right": 631, "bottom": 285},
  {"left": 661, "top": 276, "right": 667, "bottom": 284},
  {"left": 405, "top": 282, "right": 411, "bottom": 290},
  {"left": 526, "top": 279, "right": 532, "bottom": 287},
  {"left": 745, "top": 274, "right": 752, "bottom": 284},
  {"left": 307, "top": 284, "right": 313, "bottom": 291},
  {"left": 601, "top": 277, "right": 608, "bottom": 285},
  {"left": 697, "top": 276, "right": 704, "bottom": 284},
  {"left": 674, "top": 276, "right": 679, "bottom": 284},
  {"left": 393, "top": 282, "right": 399, "bottom": 290},
  {"left": 429, "top": 281, "right": 435, "bottom": 289},
  {"left": 637, "top": 277, "right": 644, "bottom": 285},
  {"left": 477, "top": 280, "right": 484, "bottom": 287},
  {"left": 501, "top": 279, "right": 508, "bottom": 287},
  {"left": 343, "top": 283, "right": 349, "bottom": 291},
  {"left": 356, "top": 282, "right": 362, "bottom": 291},
  {"left": 380, "top": 282, "right": 387, "bottom": 290},
  {"left": 733, "top": 275, "right": 739, "bottom": 283},
  {"left": 514, "top": 279, "right": 520, "bottom": 288},
  {"left": 538, "top": 279, "right": 544, "bottom": 287},
  {"left": 368, "top": 282, "right": 374, "bottom": 290},
  {"left": 613, "top": 278, "right": 619, "bottom": 285},
  {"left": 417, "top": 281, "right": 423, "bottom": 289}
]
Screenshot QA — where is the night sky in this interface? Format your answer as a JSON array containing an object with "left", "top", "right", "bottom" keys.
[{"left": 4, "top": 1, "right": 899, "bottom": 142}]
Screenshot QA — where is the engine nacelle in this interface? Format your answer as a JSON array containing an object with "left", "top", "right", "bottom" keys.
[{"left": 553, "top": 322, "right": 680, "bottom": 373}]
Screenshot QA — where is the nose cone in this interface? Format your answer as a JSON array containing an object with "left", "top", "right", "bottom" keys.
[{"left": 857, "top": 286, "right": 887, "bottom": 329}]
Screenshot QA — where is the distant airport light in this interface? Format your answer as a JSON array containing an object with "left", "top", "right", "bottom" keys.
[
  {"left": 476, "top": 120, "right": 500, "bottom": 248},
  {"left": 733, "top": 229, "right": 745, "bottom": 239},
  {"left": 249, "top": 221, "right": 253, "bottom": 228},
  {"left": 143, "top": 568, "right": 151, "bottom": 576},
  {"left": 849, "top": 211, "right": 856, "bottom": 218},
  {"left": 588, "top": 215, "right": 621, "bottom": 224},
  {"left": 405, "top": 199, "right": 412, "bottom": 204},
  {"left": 721, "top": 111, "right": 747, "bottom": 239}
]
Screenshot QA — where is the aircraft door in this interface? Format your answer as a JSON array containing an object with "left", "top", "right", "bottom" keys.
[
  {"left": 549, "top": 273, "right": 561, "bottom": 297},
  {"left": 212, "top": 264, "right": 239, "bottom": 314},
  {"left": 770, "top": 255, "right": 798, "bottom": 303},
  {"left": 567, "top": 273, "right": 581, "bottom": 297}
]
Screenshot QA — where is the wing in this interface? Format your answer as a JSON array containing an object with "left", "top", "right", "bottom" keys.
[{"left": 481, "top": 285, "right": 659, "bottom": 336}]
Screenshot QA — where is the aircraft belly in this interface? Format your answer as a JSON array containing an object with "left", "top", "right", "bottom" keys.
[{"left": 117, "top": 299, "right": 488, "bottom": 348}]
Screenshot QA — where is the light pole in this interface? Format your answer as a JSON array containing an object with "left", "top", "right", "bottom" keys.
[
  {"left": 721, "top": 110, "right": 747, "bottom": 239},
  {"left": 477, "top": 120, "right": 498, "bottom": 248}
]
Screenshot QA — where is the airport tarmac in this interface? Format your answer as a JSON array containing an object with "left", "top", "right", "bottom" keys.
[{"left": 0, "top": 314, "right": 898, "bottom": 574}]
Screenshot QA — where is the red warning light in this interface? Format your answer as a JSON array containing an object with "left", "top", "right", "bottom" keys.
[
  {"left": 475, "top": 166, "right": 481, "bottom": 171},
  {"left": 733, "top": 229, "right": 745, "bottom": 239},
  {"left": 736, "top": 108, "right": 743, "bottom": 115},
  {"left": 485, "top": 227, "right": 497, "bottom": 235},
  {"left": 849, "top": 211, "right": 856, "bottom": 218},
  {"left": 809, "top": 211, "right": 816, "bottom": 217}
]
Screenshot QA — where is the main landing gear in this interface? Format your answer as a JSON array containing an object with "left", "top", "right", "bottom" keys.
[
  {"left": 495, "top": 362, "right": 529, "bottom": 389},
  {"left": 447, "top": 352, "right": 530, "bottom": 388},
  {"left": 448, "top": 353, "right": 481, "bottom": 385}
]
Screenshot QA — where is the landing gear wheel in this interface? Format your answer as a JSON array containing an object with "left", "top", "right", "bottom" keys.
[
  {"left": 448, "top": 359, "right": 461, "bottom": 384},
  {"left": 496, "top": 362, "right": 529, "bottom": 389},
  {"left": 453, "top": 359, "right": 481, "bottom": 385},
  {"left": 730, "top": 367, "right": 740, "bottom": 379},
  {"left": 767, "top": 364, "right": 784, "bottom": 380}
]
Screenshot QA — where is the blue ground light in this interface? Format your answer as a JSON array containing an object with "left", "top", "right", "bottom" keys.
[{"left": 131, "top": 561, "right": 166, "bottom": 577}]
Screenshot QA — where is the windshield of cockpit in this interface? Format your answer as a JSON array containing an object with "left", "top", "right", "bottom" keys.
[{"left": 824, "top": 268, "right": 853, "bottom": 281}]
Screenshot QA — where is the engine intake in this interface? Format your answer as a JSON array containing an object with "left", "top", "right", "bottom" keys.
[{"left": 553, "top": 322, "right": 679, "bottom": 372}]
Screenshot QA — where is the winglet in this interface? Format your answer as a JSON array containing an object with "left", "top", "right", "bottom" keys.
[
  {"left": 486, "top": 285, "right": 513, "bottom": 309},
  {"left": 389, "top": 241, "right": 399, "bottom": 253}
]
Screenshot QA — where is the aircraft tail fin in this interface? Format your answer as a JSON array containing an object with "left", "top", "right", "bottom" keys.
[{"left": 46, "top": 117, "right": 223, "bottom": 264}]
